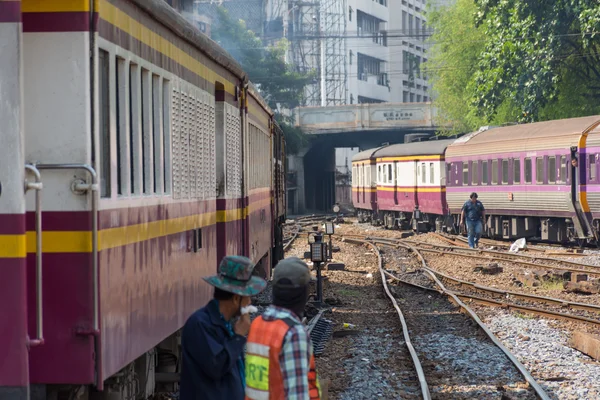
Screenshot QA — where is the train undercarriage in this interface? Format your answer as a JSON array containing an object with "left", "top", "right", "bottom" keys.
[{"left": 356, "top": 207, "right": 599, "bottom": 246}]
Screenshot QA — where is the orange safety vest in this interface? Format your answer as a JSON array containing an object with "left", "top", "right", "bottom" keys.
[{"left": 245, "top": 316, "right": 321, "bottom": 400}]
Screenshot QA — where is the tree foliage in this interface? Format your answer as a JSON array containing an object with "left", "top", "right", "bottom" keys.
[
  {"left": 426, "top": 0, "right": 600, "bottom": 131},
  {"left": 210, "top": 7, "right": 314, "bottom": 153}
]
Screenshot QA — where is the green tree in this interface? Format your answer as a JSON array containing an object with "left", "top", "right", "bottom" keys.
[
  {"left": 426, "top": 0, "right": 600, "bottom": 131},
  {"left": 210, "top": 7, "right": 314, "bottom": 153},
  {"left": 471, "top": 0, "right": 600, "bottom": 122}
]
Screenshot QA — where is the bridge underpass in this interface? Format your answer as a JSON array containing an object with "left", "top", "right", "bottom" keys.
[{"left": 287, "top": 103, "right": 440, "bottom": 215}]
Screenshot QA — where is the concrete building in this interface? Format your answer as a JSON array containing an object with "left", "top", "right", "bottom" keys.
[
  {"left": 388, "top": 0, "right": 431, "bottom": 104},
  {"left": 346, "top": 0, "right": 390, "bottom": 104},
  {"left": 190, "top": 0, "right": 433, "bottom": 214}
]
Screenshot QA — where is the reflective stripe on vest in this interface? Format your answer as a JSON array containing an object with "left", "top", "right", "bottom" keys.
[
  {"left": 246, "top": 342, "right": 270, "bottom": 392},
  {"left": 245, "top": 316, "right": 321, "bottom": 400}
]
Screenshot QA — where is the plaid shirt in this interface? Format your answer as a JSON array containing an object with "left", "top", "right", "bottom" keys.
[{"left": 261, "top": 305, "right": 313, "bottom": 400}]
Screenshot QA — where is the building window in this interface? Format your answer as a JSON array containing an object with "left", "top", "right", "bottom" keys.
[
  {"left": 403, "top": 91, "right": 409, "bottom": 103},
  {"left": 357, "top": 10, "right": 386, "bottom": 45},
  {"left": 357, "top": 53, "right": 386, "bottom": 84}
]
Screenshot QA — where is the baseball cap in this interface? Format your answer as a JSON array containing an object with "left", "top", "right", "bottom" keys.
[{"left": 273, "top": 257, "right": 311, "bottom": 287}]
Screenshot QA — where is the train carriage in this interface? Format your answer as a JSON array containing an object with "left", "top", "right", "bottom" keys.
[
  {"left": 445, "top": 116, "right": 600, "bottom": 243},
  {"left": 374, "top": 139, "right": 453, "bottom": 231},
  {"left": 352, "top": 147, "right": 386, "bottom": 222},
  {"left": 0, "top": 0, "right": 285, "bottom": 398}
]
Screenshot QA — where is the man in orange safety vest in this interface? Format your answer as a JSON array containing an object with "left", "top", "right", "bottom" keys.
[{"left": 245, "top": 257, "right": 321, "bottom": 400}]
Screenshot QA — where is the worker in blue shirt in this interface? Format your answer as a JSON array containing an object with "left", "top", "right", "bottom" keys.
[
  {"left": 180, "top": 255, "right": 267, "bottom": 400},
  {"left": 460, "top": 192, "right": 486, "bottom": 249}
]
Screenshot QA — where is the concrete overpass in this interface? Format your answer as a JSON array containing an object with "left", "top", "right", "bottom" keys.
[{"left": 287, "top": 103, "right": 442, "bottom": 214}]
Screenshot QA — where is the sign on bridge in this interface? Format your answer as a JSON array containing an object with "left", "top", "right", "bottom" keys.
[{"left": 294, "top": 103, "right": 436, "bottom": 134}]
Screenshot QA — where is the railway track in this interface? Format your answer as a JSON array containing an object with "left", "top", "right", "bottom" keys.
[
  {"left": 347, "top": 234, "right": 600, "bottom": 327},
  {"left": 282, "top": 214, "right": 337, "bottom": 252},
  {"left": 342, "top": 237, "right": 549, "bottom": 399},
  {"left": 350, "top": 234, "right": 600, "bottom": 277}
]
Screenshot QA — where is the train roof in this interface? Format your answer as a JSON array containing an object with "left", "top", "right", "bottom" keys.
[
  {"left": 447, "top": 115, "right": 600, "bottom": 156},
  {"left": 352, "top": 146, "right": 389, "bottom": 162},
  {"left": 373, "top": 138, "right": 456, "bottom": 159}
]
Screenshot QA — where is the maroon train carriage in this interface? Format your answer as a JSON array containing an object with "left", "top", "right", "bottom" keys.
[
  {"left": 0, "top": 1, "right": 285, "bottom": 399},
  {"left": 373, "top": 139, "right": 454, "bottom": 232},
  {"left": 352, "top": 146, "right": 387, "bottom": 223}
]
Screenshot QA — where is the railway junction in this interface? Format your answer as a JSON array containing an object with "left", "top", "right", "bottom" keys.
[{"left": 269, "top": 216, "right": 600, "bottom": 400}]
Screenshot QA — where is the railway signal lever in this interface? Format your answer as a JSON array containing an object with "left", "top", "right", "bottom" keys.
[
  {"left": 308, "top": 231, "right": 327, "bottom": 307},
  {"left": 325, "top": 219, "right": 335, "bottom": 260}
]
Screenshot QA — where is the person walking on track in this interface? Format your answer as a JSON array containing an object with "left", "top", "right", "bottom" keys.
[
  {"left": 180, "top": 255, "right": 267, "bottom": 400},
  {"left": 245, "top": 257, "right": 322, "bottom": 400},
  {"left": 460, "top": 192, "right": 486, "bottom": 249}
]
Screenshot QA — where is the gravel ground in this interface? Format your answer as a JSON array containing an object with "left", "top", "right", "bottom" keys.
[
  {"left": 339, "top": 220, "right": 600, "bottom": 399},
  {"left": 474, "top": 307, "right": 600, "bottom": 400},
  {"left": 285, "top": 225, "right": 423, "bottom": 399},
  {"left": 381, "top": 247, "right": 537, "bottom": 400}
]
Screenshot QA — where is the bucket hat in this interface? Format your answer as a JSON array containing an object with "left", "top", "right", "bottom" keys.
[{"left": 203, "top": 255, "right": 267, "bottom": 296}]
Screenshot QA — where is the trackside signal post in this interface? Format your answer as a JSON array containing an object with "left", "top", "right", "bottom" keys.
[{"left": 308, "top": 228, "right": 327, "bottom": 306}]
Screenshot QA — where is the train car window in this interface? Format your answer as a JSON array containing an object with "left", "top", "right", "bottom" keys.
[
  {"left": 514, "top": 159, "right": 521, "bottom": 184},
  {"left": 365, "top": 165, "right": 371, "bottom": 186},
  {"left": 388, "top": 164, "right": 393, "bottom": 183},
  {"left": 152, "top": 74, "right": 163, "bottom": 194},
  {"left": 524, "top": 158, "right": 532, "bottom": 183},
  {"left": 129, "top": 63, "right": 140, "bottom": 195},
  {"left": 116, "top": 57, "right": 132, "bottom": 196},
  {"left": 589, "top": 154, "right": 597, "bottom": 181},
  {"left": 471, "top": 161, "right": 478, "bottom": 185},
  {"left": 378, "top": 165, "right": 382, "bottom": 183},
  {"left": 140, "top": 68, "right": 152, "bottom": 194},
  {"left": 491, "top": 160, "right": 498, "bottom": 184},
  {"left": 548, "top": 156, "right": 556, "bottom": 183},
  {"left": 430, "top": 163, "right": 434, "bottom": 184},
  {"left": 482, "top": 161, "right": 488, "bottom": 184},
  {"left": 462, "top": 162, "right": 468, "bottom": 185},
  {"left": 359, "top": 165, "right": 363, "bottom": 186},
  {"left": 163, "top": 79, "right": 172, "bottom": 194},
  {"left": 558, "top": 156, "right": 567, "bottom": 183},
  {"left": 422, "top": 162, "right": 426, "bottom": 183},
  {"left": 352, "top": 166, "right": 357, "bottom": 185},
  {"left": 99, "top": 50, "right": 111, "bottom": 198},
  {"left": 536, "top": 157, "right": 544, "bottom": 184},
  {"left": 502, "top": 159, "right": 508, "bottom": 184},
  {"left": 447, "top": 163, "right": 452, "bottom": 186},
  {"left": 115, "top": 57, "right": 123, "bottom": 195}
]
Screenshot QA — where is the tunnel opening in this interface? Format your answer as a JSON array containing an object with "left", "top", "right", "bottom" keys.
[{"left": 303, "top": 142, "right": 360, "bottom": 213}]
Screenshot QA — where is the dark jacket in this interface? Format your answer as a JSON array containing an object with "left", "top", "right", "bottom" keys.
[{"left": 180, "top": 299, "right": 246, "bottom": 400}]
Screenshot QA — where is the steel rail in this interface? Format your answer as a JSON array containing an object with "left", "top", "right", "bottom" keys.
[
  {"left": 428, "top": 267, "right": 600, "bottom": 313},
  {"left": 344, "top": 237, "right": 432, "bottom": 400},
  {"left": 401, "top": 243, "right": 600, "bottom": 277},
  {"left": 405, "top": 237, "right": 600, "bottom": 271},
  {"left": 393, "top": 240, "right": 552, "bottom": 400}
]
